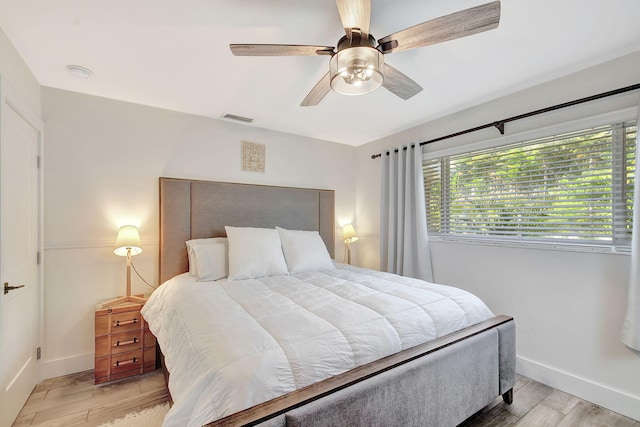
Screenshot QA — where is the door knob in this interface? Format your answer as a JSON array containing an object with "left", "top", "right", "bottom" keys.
[{"left": 4, "top": 282, "right": 25, "bottom": 294}]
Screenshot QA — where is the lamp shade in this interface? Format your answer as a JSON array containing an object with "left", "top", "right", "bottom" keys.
[
  {"left": 343, "top": 224, "right": 358, "bottom": 244},
  {"left": 114, "top": 225, "right": 142, "bottom": 256},
  {"left": 329, "top": 46, "right": 384, "bottom": 96}
]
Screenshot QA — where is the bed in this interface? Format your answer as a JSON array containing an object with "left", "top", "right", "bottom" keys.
[{"left": 143, "top": 177, "right": 515, "bottom": 427}]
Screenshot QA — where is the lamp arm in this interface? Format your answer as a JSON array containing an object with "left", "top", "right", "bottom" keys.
[
  {"left": 126, "top": 248, "right": 132, "bottom": 297},
  {"left": 343, "top": 242, "right": 352, "bottom": 265}
]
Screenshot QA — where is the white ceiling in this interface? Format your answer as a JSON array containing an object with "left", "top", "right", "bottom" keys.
[{"left": 1, "top": 0, "right": 639, "bottom": 146}]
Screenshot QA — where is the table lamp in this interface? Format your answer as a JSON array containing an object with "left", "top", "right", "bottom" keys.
[
  {"left": 343, "top": 223, "right": 358, "bottom": 265},
  {"left": 102, "top": 225, "right": 147, "bottom": 307}
]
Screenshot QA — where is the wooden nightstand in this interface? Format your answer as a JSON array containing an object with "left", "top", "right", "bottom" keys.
[{"left": 94, "top": 299, "right": 156, "bottom": 384}]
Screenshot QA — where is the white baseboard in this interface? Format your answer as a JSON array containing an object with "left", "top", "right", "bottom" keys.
[
  {"left": 517, "top": 356, "right": 640, "bottom": 421},
  {"left": 39, "top": 353, "right": 94, "bottom": 381}
]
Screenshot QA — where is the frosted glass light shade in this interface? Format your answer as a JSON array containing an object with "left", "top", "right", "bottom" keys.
[
  {"left": 343, "top": 224, "right": 358, "bottom": 244},
  {"left": 329, "top": 46, "right": 384, "bottom": 96},
  {"left": 114, "top": 225, "right": 142, "bottom": 256}
]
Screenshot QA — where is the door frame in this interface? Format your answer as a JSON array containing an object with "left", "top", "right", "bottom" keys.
[{"left": 0, "top": 76, "right": 44, "bottom": 382}]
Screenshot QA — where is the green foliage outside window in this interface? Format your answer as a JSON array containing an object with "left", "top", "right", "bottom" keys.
[{"left": 424, "top": 121, "right": 636, "bottom": 247}]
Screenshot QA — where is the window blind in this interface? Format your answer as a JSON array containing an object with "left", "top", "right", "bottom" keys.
[{"left": 424, "top": 121, "right": 636, "bottom": 247}]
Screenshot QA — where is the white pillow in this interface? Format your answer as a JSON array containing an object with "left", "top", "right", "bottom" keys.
[
  {"left": 185, "top": 237, "right": 227, "bottom": 276},
  {"left": 192, "top": 240, "right": 228, "bottom": 281},
  {"left": 225, "top": 226, "right": 289, "bottom": 280},
  {"left": 276, "top": 227, "right": 335, "bottom": 273}
]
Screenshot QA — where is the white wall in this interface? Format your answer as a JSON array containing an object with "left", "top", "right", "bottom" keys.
[
  {"left": 41, "top": 87, "right": 357, "bottom": 379},
  {"left": 355, "top": 51, "right": 640, "bottom": 420}
]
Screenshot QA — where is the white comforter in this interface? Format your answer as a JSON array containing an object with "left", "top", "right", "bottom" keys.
[{"left": 141, "top": 264, "right": 494, "bottom": 427}]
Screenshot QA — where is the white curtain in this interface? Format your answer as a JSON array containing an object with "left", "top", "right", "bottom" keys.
[
  {"left": 380, "top": 144, "right": 434, "bottom": 281},
  {"left": 622, "top": 102, "right": 640, "bottom": 351}
]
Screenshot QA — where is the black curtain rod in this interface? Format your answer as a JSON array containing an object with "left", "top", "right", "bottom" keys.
[{"left": 370, "top": 82, "right": 640, "bottom": 159}]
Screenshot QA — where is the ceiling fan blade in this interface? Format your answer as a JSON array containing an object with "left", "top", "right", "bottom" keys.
[
  {"left": 230, "top": 44, "right": 334, "bottom": 56},
  {"left": 378, "top": 1, "right": 501, "bottom": 54},
  {"left": 382, "top": 64, "right": 423, "bottom": 100},
  {"left": 336, "top": 0, "right": 371, "bottom": 41},
  {"left": 301, "top": 73, "right": 331, "bottom": 107}
]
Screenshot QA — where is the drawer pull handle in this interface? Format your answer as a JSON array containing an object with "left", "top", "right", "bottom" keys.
[
  {"left": 114, "top": 337, "right": 138, "bottom": 347},
  {"left": 113, "top": 318, "right": 138, "bottom": 327},
  {"left": 114, "top": 357, "right": 138, "bottom": 367}
]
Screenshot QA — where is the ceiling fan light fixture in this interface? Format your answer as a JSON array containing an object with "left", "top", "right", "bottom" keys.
[
  {"left": 329, "top": 46, "right": 383, "bottom": 96},
  {"left": 231, "top": 1, "right": 501, "bottom": 105}
]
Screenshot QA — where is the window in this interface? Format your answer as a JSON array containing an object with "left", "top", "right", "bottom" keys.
[{"left": 423, "top": 120, "right": 636, "bottom": 249}]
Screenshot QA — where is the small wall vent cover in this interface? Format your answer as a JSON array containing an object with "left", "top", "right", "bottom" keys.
[{"left": 221, "top": 113, "right": 254, "bottom": 124}]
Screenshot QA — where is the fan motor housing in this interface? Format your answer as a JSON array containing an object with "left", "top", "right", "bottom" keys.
[{"left": 336, "top": 34, "right": 377, "bottom": 51}]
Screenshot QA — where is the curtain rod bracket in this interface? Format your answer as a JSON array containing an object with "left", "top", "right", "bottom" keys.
[
  {"left": 371, "top": 153, "right": 382, "bottom": 159},
  {"left": 493, "top": 121, "right": 505, "bottom": 135}
]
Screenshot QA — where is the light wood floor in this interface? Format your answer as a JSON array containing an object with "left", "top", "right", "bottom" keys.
[
  {"left": 11, "top": 370, "right": 639, "bottom": 426},
  {"left": 462, "top": 375, "right": 640, "bottom": 427},
  {"left": 12, "top": 369, "right": 168, "bottom": 427}
]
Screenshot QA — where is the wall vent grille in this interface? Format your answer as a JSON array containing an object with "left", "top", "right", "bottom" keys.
[{"left": 221, "top": 113, "right": 254, "bottom": 123}]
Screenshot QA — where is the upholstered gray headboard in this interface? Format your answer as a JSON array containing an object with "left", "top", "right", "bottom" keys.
[{"left": 159, "top": 178, "right": 336, "bottom": 284}]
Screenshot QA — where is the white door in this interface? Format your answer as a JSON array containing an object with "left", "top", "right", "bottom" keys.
[{"left": 0, "top": 80, "right": 42, "bottom": 427}]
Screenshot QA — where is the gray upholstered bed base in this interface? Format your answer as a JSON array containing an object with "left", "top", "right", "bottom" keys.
[
  {"left": 158, "top": 178, "right": 516, "bottom": 427},
  {"left": 247, "top": 321, "right": 516, "bottom": 427}
]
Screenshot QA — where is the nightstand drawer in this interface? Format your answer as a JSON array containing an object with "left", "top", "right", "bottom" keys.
[
  {"left": 96, "top": 330, "right": 144, "bottom": 357},
  {"left": 95, "top": 349, "right": 144, "bottom": 383},
  {"left": 111, "top": 349, "right": 143, "bottom": 374},
  {"left": 95, "top": 310, "right": 143, "bottom": 336}
]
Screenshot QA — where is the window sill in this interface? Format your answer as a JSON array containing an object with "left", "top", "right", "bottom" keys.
[{"left": 428, "top": 236, "right": 630, "bottom": 255}]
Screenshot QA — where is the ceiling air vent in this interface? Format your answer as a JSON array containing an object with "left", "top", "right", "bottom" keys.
[{"left": 221, "top": 113, "right": 254, "bottom": 124}]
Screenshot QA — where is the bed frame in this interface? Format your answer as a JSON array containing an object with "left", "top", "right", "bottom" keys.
[{"left": 158, "top": 177, "right": 515, "bottom": 427}]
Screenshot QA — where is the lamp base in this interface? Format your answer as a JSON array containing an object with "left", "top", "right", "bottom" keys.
[{"left": 101, "top": 294, "right": 147, "bottom": 308}]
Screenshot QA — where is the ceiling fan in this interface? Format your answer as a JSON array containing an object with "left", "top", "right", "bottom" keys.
[{"left": 230, "top": 0, "right": 501, "bottom": 107}]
